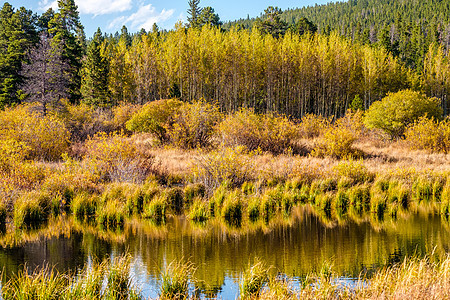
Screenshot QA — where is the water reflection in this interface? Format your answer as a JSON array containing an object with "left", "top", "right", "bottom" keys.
[{"left": 0, "top": 207, "right": 449, "bottom": 298}]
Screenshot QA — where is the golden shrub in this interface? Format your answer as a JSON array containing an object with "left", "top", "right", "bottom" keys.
[
  {"left": 58, "top": 100, "right": 112, "bottom": 142},
  {"left": 311, "top": 122, "right": 359, "bottom": 159},
  {"left": 0, "top": 104, "right": 70, "bottom": 161},
  {"left": 405, "top": 117, "right": 450, "bottom": 153},
  {"left": 217, "top": 108, "right": 299, "bottom": 155},
  {"left": 84, "top": 132, "right": 154, "bottom": 183},
  {"left": 126, "top": 99, "right": 183, "bottom": 144},
  {"left": 192, "top": 146, "right": 256, "bottom": 191},
  {"left": 169, "top": 100, "right": 222, "bottom": 149},
  {"left": 298, "top": 113, "right": 331, "bottom": 139}
]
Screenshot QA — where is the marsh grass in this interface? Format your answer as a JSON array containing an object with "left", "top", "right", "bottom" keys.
[
  {"left": 71, "top": 193, "right": 98, "bottom": 221},
  {"left": 187, "top": 198, "right": 209, "bottom": 223},
  {"left": 143, "top": 194, "right": 167, "bottom": 225},
  {"left": 247, "top": 196, "right": 260, "bottom": 222},
  {"left": 239, "top": 260, "right": 269, "bottom": 299},
  {"left": 1, "top": 254, "right": 143, "bottom": 300},
  {"left": 160, "top": 260, "right": 195, "bottom": 300},
  {"left": 184, "top": 183, "right": 206, "bottom": 208},
  {"left": 221, "top": 191, "right": 243, "bottom": 227},
  {"left": 0, "top": 201, "right": 7, "bottom": 232},
  {"left": 97, "top": 200, "right": 126, "bottom": 229},
  {"left": 1, "top": 265, "right": 68, "bottom": 300},
  {"left": 14, "top": 191, "right": 51, "bottom": 229}
]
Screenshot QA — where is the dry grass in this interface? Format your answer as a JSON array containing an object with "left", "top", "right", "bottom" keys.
[{"left": 258, "top": 255, "right": 450, "bottom": 300}]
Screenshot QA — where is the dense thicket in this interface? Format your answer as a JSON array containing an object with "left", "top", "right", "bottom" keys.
[{"left": 2, "top": 0, "right": 450, "bottom": 118}]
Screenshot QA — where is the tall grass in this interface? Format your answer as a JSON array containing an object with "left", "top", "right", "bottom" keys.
[
  {"left": 160, "top": 260, "right": 194, "bottom": 300},
  {"left": 239, "top": 260, "right": 269, "bottom": 299},
  {"left": 14, "top": 191, "right": 51, "bottom": 229},
  {"left": 1, "top": 254, "right": 143, "bottom": 300}
]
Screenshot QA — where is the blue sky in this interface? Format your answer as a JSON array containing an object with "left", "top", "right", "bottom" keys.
[{"left": 7, "top": 0, "right": 329, "bottom": 37}]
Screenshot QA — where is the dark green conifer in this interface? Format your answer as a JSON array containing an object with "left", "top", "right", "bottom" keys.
[{"left": 81, "top": 28, "right": 110, "bottom": 107}]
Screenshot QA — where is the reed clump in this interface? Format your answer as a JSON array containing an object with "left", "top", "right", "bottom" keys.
[
  {"left": 187, "top": 199, "right": 209, "bottom": 223},
  {"left": 239, "top": 260, "right": 269, "bottom": 299},
  {"left": 160, "top": 260, "right": 194, "bottom": 300},
  {"left": 14, "top": 190, "right": 52, "bottom": 229},
  {"left": 71, "top": 193, "right": 98, "bottom": 221},
  {"left": 221, "top": 190, "right": 243, "bottom": 227},
  {"left": 1, "top": 254, "right": 143, "bottom": 300},
  {"left": 143, "top": 194, "right": 167, "bottom": 225},
  {"left": 96, "top": 200, "right": 126, "bottom": 229}
]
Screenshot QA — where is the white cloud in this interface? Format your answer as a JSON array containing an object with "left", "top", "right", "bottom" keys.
[
  {"left": 39, "top": 0, "right": 132, "bottom": 16},
  {"left": 77, "top": 0, "right": 133, "bottom": 15},
  {"left": 109, "top": 4, "right": 175, "bottom": 31},
  {"left": 38, "top": 0, "right": 58, "bottom": 11}
]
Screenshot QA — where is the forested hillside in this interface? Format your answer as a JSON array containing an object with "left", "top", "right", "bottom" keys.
[
  {"left": 226, "top": 0, "right": 450, "bottom": 71},
  {"left": 1, "top": 0, "right": 450, "bottom": 117}
]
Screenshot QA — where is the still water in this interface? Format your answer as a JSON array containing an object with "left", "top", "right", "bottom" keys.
[{"left": 0, "top": 207, "right": 449, "bottom": 298}]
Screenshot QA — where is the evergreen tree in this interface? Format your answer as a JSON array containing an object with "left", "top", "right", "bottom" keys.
[
  {"left": 48, "top": 0, "right": 85, "bottom": 103},
  {"left": 198, "top": 7, "right": 222, "bottom": 27},
  {"left": 255, "top": 7, "right": 288, "bottom": 38},
  {"left": 120, "top": 25, "right": 132, "bottom": 47},
  {"left": 0, "top": 3, "right": 37, "bottom": 108},
  {"left": 187, "top": 0, "right": 202, "bottom": 28},
  {"left": 37, "top": 8, "right": 54, "bottom": 33},
  {"left": 291, "top": 17, "right": 317, "bottom": 35},
  {"left": 81, "top": 28, "right": 110, "bottom": 107}
]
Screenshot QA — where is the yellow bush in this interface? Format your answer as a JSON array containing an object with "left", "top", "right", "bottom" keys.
[
  {"left": 111, "top": 104, "right": 141, "bottom": 133},
  {"left": 364, "top": 90, "right": 442, "bottom": 139},
  {"left": 170, "top": 100, "right": 222, "bottom": 149},
  {"left": 0, "top": 139, "right": 48, "bottom": 194},
  {"left": 217, "top": 108, "right": 300, "bottom": 155},
  {"left": 192, "top": 146, "right": 256, "bottom": 191},
  {"left": 298, "top": 113, "right": 331, "bottom": 139},
  {"left": 84, "top": 132, "right": 154, "bottom": 183},
  {"left": 0, "top": 104, "right": 70, "bottom": 160},
  {"left": 405, "top": 117, "right": 450, "bottom": 153},
  {"left": 311, "top": 120, "right": 359, "bottom": 159},
  {"left": 58, "top": 100, "right": 112, "bottom": 142}
]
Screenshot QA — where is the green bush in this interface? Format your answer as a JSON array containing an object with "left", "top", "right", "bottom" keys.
[
  {"left": 364, "top": 90, "right": 442, "bottom": 139},
  {"left": 126, "top": 99, "right": 183, "bottom": 144}
]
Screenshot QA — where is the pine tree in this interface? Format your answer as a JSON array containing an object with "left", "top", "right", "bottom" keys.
[
  {"left": 0, "top": 3, "right": 37, "bottom": 108},
  {"left": 255, "top": 7, "right": 288, "bottom": 38},
  {"left": 48, "top": 0, "right": 85, "bottom": 103},
  {"left": 187, "top": 0, "right": 202, "bottom": 28},
  {"left": 198, "top": 7, "right": 221, "bottom": 27},
  {"left": 81, "top": 28, "right": 110, "bottom": 107}
]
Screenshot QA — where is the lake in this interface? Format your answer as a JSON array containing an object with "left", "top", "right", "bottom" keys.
[{"left": 0, "top": 206, "right": 449, "bottom": 299}]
